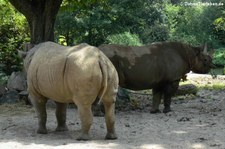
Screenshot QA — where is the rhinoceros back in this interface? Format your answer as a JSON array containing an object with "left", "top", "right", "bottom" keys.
[{"left": 26, "top": 42, "right": 105, "bottom": 103}]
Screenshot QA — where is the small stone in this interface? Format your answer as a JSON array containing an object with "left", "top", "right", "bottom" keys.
[
  {"left": 125, "top": 123, "right": 130, "bottom": 127},
  {"left": 177, "top": 117, "right": 191, "bottom": 122}
]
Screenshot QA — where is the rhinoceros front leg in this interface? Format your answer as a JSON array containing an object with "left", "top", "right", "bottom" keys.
[
  {"left": 29, "top": 94, "right": 48, "bottom": 134},
  {"left": 103, "top": 101, "right": 117, "bottom": 140},
  {"left": 55, "top": 102, "right": 68, "bottom": 132},
  {"left": 163, "top": 81, "right": 179, "bottom": 113},
  {"left": 163, "top": 95, "right": 172, "bottom": 113},
  {"left": 150, "top": 88, "right": 163, "bottom": 114},
  {"left": 76, "top": 104, "right": 93, "bottom": 141}
]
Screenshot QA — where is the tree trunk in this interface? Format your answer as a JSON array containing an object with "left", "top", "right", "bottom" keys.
[
  {"left": 27, "top": 12, "right": 55, "bottom": 44},
  {"left": 8, "top": 0, "right": 63, "bottom": 44}
]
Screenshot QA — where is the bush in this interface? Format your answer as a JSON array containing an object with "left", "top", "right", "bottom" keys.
[
  {"left": 0, "top": 0, "right": 29, "bottom": 75},
  {"left": 0, "top": 71, "right": 9, "bottom": 85},
  {"left": 213, "top": 48, "right": 225, "bottom": 67},
  {"left": 0, "top": 43, "right": 24, "bottom": 75},
  {"left": 106, "top": 32, "right": 143, "bottom": 46}
]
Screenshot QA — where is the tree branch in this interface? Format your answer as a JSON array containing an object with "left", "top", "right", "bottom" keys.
[{"left": 8, "top": 0, "right": 33, "bottom": 19}]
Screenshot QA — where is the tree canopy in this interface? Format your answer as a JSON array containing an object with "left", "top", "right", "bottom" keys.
[
  {"left": 54, "top": 0, "right": 225, "bottom": 47},
  {"left": 0, "top": 0, "right": 225, "bottom": 76}
]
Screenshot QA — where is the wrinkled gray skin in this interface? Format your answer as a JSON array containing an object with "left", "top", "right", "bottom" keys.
[
  {"left": 99, "top": 42, "right": 213, "bottom": 113},
  {"left": 21, "top": 42, "right": 119, "bottom": 140}
]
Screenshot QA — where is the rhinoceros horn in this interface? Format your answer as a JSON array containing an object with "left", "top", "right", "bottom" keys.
[{"left": 203, "top": 43, "right": 208, "bottom": 54}]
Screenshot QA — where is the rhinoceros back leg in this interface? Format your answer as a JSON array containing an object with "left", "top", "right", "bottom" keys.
[
  {"left": 163, "top": 80, "right": 179, "bottom": 113},
  {"left": 101, "top": 88, "right": 117, "bottom": 140},
  {"left": 29, "top": 94, "right": 48, "bottom": 134},
  {"left": 55, "top": 102, "right": 68, "bottom": 132},
  {"left": 103, "top": 100, "right": 117, "bottom": 140},
  {"left": 76, "top": 103, "right": 93, "bottom": 141},
  {"left": 150, "top": 88, "right": 163, "bottom": 114}
]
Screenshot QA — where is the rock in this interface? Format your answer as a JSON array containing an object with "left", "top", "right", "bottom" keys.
[
  {"left": 0, "top": 84, "right": 7, "bottom": 97},
  {"left": 0, "top": 90, "right": 19, "bottom": 104},
  {"left": 117, "top": 87, "right": 130, "bottom": 102},
  {"left": 92, "top": 87, "right": 130, "bottom": 116},
  {"left": 7, "top": 71, "right": 27, "bottom": 91},
  {"left": 125, "top": 123, "right": 130, "bottom": 127},
  {"left": 177, "top": 117, "right": 191, "bottom": 122},
  {"left": 176, "top": 84, "right": 198, "bottom": 95},
  {"left": 19, "top": 90, "right": 30, "bottom": 105}
]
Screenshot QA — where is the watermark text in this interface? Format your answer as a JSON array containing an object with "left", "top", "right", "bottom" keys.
[{"left": 181, "top": 2, "right": 224, "bottom": 7}]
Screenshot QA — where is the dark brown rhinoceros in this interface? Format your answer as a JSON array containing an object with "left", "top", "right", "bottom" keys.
[{"left": 99, "top": 42, "right": 213, "bottom": 113}]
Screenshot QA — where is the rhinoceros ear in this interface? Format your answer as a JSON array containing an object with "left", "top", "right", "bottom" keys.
[
  {"left": 17, "top": 50, "right": 27, "bottom": 59},
  {"left": 23, "top": 42, "right": 34, "bottom": 51}
]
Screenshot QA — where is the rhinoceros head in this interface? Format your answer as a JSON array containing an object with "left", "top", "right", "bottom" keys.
[
  {"left": 18, "top": 43, "right": 36, "bottom": 72},
  {"left": 191, "top": 44, "right": 214, "bottom": 74}
]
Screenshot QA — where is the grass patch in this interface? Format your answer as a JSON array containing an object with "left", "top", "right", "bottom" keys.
[
  {"left": 0, "top": 101, "right": 34, "bottom": 115},
  {"left": 180, "top": 78, "right": 225, "bottom": 90},
  {"left": 199, "top": 84, "right": 225, "bottom": 90}
]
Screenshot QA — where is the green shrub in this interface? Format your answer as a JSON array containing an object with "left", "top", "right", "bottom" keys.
[
  {"left": 106, "top": 32, "right": 143, "bottom": 46},
  {"left": 213, "top": 48, "right": 225, "bottom": 67},
  {"left": 0, "top": 0, "right": 29, "bottom": 75},
  {"left": 0, "top": 71, "right": 9, "bottom": 85},
  {"left": 0, "top": 43, "right": 24, "bottom": 75}
]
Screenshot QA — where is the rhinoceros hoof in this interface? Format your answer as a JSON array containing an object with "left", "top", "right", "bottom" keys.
[
  {"left": 105, "top": 133, "right": 117, "bottom": 140},
  {"left": 77, "top": 133, "right": 91, "bottom": 141},
  {"left": 163, "top": 108, "right": 172, "bottom": 113},
  {"left": 37, "top": 128, "right": 47, "bottom": 134},
  {"left": 55, "top": 125, "right": 68, "bottom": 132},
  {"left": 150, "top": 109, "right": 161, "bottom": 114}
]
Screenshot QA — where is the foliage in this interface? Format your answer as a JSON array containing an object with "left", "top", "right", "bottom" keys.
[
  {"left": 213, "top": 48, "right": 225, "bottom": 67},
  {"left": 2, "top": 0, "right": 225, "bottom": 78},
  {"left": 0, "top": 71, "right": 8, "bottom": 85},
  {"left": 0, "top": 0, "right": 29, "bottom": 75},
  {"left": 106, "top": 0, "right": 166, "bottom": 44},
  {"left": 164, "top": 0, "right": 224, "bottom": 47},
  {"left": 55, "top": 0, "right": 166, "bottom": 46},
  {"left": 106, "top": 32, "right": 143, "bottom": 46},
  {"left": 201, "top": 83, "right": 225, "bottom": 90},
  {"left": 213, "top": 16, "right": 225, "bottom": 45},
  {"left": 55, "top": 0, "right": 110, "bottom": 46},
  {"left": 55, "top": 0, "right": 225, "bottom": 48}
]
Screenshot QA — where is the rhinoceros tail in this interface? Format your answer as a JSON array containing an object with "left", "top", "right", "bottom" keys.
[{"left": 98, "top": 58, "right": 108, "bottom": 104}]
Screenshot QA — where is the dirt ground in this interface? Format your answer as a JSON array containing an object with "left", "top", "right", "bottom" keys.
[{"left": 0, "top": 74, "right": 225, "bottom": 149}]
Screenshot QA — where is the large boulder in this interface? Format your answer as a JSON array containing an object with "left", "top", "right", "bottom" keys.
[
  {"left": 18, "top": 90, "right": 30, "bottom": 105},
  {"left": 0, "top": 84, "right": 7, "bottom": 97},
  {"left": 7, "top": 71, "right": 27, "bottom": 91},
  {"left": 176, "top": 84, "right": 198, "bottom": 95},
  {"left": 0, "top": 90, "right": 19, "bottom": 104}
]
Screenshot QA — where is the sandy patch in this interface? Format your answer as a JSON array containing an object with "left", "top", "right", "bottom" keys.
[{"left": 0, "top": 74, "right": 224, "bottom": 149}]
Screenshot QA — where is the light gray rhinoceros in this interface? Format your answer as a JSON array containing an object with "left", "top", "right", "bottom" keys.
[{"left": 20, "top": 41, "right": 119, "bottom": 140}]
